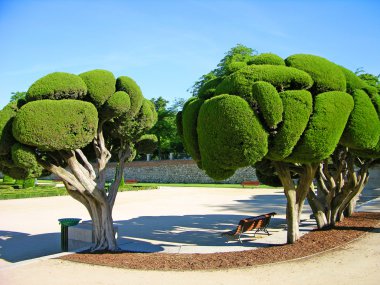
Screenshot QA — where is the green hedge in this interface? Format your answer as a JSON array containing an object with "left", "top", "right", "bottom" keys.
[
  {"left": 182, "top": 98, "right": 204, "bottom": 164},
  {"left": 285, "top": 54, "right": 346, "bottom": 94},
  {"left": 266, "top": 90, "right": 313, "bottom": 161},
  {"left": 249, "top": 53, "right": 285, "bottom": 66},
  {"left": 116, "top": 76, "right": 144, "bottom": 117},
  {"left": 79, "top": 69, "right": 116, "bottom": 107},
  {"left": 287, "top": 91, "right": 354, "bottom": 163},
  {"left": 340, "top": 89, "right": 380, "bottom": 150},
  {"left": 26, "top": 72, "right": 87, "bottom": 101},
  {"left": 215, "top": 65, "right": 313, "bottom": 99},
  {"left": 251, "top": 81, "right": 283, "bottom": 128},
  {"left": 13, "top": 100, "right": 98, "bottom": 151},
  {"left": 197, "top": 95, "right": 268, "bottom": 180}
]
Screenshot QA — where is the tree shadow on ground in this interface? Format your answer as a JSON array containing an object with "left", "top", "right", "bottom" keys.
[
  {"left": 0, "top": 230, "right": 60, "bottom": 263},
  {"left": 115, "top": 214, "right": 286, "bottom": 249}
]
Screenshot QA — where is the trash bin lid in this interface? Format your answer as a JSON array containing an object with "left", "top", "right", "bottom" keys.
[{"left": 58, "top": 218, "right": 81, "bottom": 226}]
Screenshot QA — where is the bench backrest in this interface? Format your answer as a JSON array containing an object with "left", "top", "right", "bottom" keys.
[{"left": 238, "top": 212, "right": 276, "bottom": 233}]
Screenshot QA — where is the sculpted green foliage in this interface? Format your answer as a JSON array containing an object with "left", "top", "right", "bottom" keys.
[
  {"left": 288, "top": 91, "right": 354, "bottom": 163},
  {"left": 176, "top": 111, "right": 183, "bottom": 139},
  {"left": 215, "top": 65, "right": 313, "bottom": 99},
  {"left": 13, "top": 100, "right": 98, "bottom": 151},
  {"left": 0, "top": 102, "right": 18, "bottom": 155},
  {"left": 135, "top": 134, "right": 158, "bottom": 154},
  {"left": 249, "top": 53, "right": 285, "bottom": 66},
  {"left": 79, "top": 69, "right": 116, "bottom": 107},
  {"left": 267, "top": 90, "right": 313, "bottom": 161},
  {"left": 101, "top": 91, "right": 131, "bottom": 119},
  {"left": 116, "top": 76, "right": 143, "bottom": 116},
  {"left": 285, "top": 54, "right": 346, "bottom": 94},
  {"left": 11, "top": 143, "right": 44, "bottom": 177},
  {"left": 198, "top": 77, "right": 224, "bottom": 99},
  {"left": 251, "top": 81, "right": 283, "bottom": 128},
  {"left": 340, "top": 89, "right": 380, "bottom": 150},
  {"left": 182, "top": 98, "right": 204, "bottom": 165},
  {"left": 197, "top": 95, "right": 268, "bottom": 180},
  {"left": 26, "top": 72, "right": 87, "bottom": 102},
  {"left": 339, "top": 66, "right": 367, "bottom": 94}
]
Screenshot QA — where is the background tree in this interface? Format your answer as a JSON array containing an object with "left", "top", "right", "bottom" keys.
[
  {"left": 179, "top": 50, "right": 380, "bottom": 243},
  {"left": 10, "top": 91, "right": 26, "bottom": 102},
  {"left": 149, "top": 97, "right": 185, "bottom": 159},
  {"left": 188, "top": 44, "right": 257, "bottom": 97},
  {"left": 0, "top": 70, "right": 157, "bottom": 251}
]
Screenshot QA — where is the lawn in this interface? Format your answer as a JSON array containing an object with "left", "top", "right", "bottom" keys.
[{"left": 0, "top": 180, "right": 277, "bottom": 200}]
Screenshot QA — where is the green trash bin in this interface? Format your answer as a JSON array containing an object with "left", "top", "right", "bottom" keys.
[{"left": 58, "top": 218, "right": 81, "bottom": 252}]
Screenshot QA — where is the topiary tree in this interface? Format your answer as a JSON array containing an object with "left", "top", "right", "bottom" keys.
[
  {"left": 180, "top": 50, "right": 380, "bottom": 244},
  {"left": 0, "top": 70, "right": 157, "bottom": 251}
]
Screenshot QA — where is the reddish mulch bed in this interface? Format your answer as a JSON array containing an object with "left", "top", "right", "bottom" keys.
[{"left": 60, "top": 212, "right": 380, "bottom": 271}]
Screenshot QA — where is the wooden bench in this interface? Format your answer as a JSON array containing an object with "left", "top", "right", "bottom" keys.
[
  {"left": 241, "top": 181, "right": 260, "bottom": 187},
  {"left": 125, "top": 179, "right": 138, "bottom": 184},
  {"left": 221, "top": 212, "right": 276, "bottom": 243}
]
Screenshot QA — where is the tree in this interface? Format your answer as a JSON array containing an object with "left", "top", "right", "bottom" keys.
[
  {"left": 10, "top": 91, "right": 26, "bottom": 102},
  {"left": 188, "top": 44, "right": 257, "bottom": 97},
  {"left": 149, "top": 97, "right": 185, "bottom": 159},
  {"left": 179, "top": 50, "right": 380, "bottom": 244},
  {"left": 0, "top": 70, "right": 157, "bottom": 251}
]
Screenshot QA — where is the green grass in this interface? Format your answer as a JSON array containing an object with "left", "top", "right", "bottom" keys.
[
  {"left": 0, "top": 180, "right": 277, "bottom": 200},
  {"left": 0, "top": 181, "right": 157, "bottom": 200}
]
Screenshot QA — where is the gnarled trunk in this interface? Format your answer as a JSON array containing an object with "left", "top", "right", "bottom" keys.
[
  {"left": 273, "top": 162, "right": 318, "bottom": 244},
  {"left": 307, "top": 150, "right": 372, "bottom": 229},
  {"left": 38, "top": 124, "right": 132, "bottom": 252}
]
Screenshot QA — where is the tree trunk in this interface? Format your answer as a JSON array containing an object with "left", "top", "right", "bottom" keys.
[
  {"left": 90, "top": 200, "right": 118, "bottom": 251},
  {"left": 274, "top": 162, "right": 317, "bottom": 244}
]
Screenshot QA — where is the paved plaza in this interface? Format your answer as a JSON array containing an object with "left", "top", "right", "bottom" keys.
[{"left": 0, "top": 186, "right": 379, "bottom": 284}]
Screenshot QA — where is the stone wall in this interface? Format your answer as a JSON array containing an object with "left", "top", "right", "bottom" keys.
[{"left": 109, "top": 160, "right": 257, "bottom": 184}]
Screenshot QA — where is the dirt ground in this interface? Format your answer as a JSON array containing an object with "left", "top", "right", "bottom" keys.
[{"left": 61, "top": 212, "right": 380, "bottom": 271}]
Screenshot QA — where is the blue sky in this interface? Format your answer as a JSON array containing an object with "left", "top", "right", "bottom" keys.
[{"left": 0, "top": 0, "right": 379, "bottom": 109}]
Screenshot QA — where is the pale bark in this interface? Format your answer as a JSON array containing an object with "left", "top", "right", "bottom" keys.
[
  {"left": 37, "top": 120, "right": 125, "bottom": 252},
  {"left": 273, "top": 162, "right": 317, "bottom": 244},
  {"left": 307, "top": 150, "right": 372, "bottom": 229}
]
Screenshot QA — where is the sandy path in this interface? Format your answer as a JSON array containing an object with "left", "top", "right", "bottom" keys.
[{"left": 1, "top": 228, "right": 379, "bottom": 285}]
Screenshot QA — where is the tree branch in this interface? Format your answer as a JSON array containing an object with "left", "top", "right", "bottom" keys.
[
  {"left": 75, "top": 149, "right": 96, "bottom": 180},
  {"left": 38, "top": 158, "right": 86, "bottom": 193}
]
